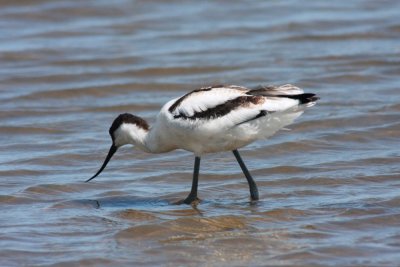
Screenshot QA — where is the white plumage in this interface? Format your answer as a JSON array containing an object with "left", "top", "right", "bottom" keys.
[
  {"left": 87, "top": 84, "right": 319, "bottom": 204},
  {"left": 152, "top": 84, "right": 314, "bottom": 154}
]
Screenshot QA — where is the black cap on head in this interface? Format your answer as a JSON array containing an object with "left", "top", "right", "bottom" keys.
[
  {"left": 109, "top": 113, "right": 149, "bottom": 141},
  {"left": 86, "top": 113, "right": 149, "bottom": 183}
]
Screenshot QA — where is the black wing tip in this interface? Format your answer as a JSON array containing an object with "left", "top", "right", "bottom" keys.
[
  {"left": 281, "top": 93, "right": 320, "bottom": 104},
  {"left": 302, "top": 94, "right": 320, "bottom": 104}
]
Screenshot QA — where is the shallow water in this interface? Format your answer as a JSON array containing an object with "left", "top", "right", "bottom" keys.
[{"left": 1, "top": 0, "right": 400, "bottom": 266}]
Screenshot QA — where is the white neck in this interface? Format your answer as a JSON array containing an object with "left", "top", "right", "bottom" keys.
[{"left": 115, "top": 122, "right": 176, "bottom": 154}]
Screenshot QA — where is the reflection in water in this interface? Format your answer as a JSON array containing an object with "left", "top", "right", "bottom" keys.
[{"left": 0, "top": 0, "right": 400, "bottom": 266}]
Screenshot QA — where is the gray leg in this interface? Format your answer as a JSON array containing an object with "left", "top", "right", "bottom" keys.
[
  {"left": 183, "top": 156, "right": 201, "bottom": 204},
  {"left": 232, "top": 150, "right": 259, "bottom": 201}
]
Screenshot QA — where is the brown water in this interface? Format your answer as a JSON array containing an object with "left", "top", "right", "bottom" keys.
[{"left": 1, "top": 1, "right": 400, "bottom": 266}]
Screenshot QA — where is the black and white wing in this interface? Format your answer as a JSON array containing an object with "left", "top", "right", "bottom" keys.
[
  {"left": 167, "top": 85, "right": 249, "bottom": 120},
  {"left": 164, "top": 84, "right": 318, "bottom": 127}
]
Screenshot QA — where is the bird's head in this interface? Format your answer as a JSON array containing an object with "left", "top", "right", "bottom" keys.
[{"left": 86, "top": 113, "right": 149, "bottom": 182}]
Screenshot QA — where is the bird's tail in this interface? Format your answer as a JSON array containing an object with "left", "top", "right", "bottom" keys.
[
  {"left": 279, "top": 93, "right": 319, "bottom": 105},
  {"left": 248, "top": 84, "right": 319, "bottom": 107}
]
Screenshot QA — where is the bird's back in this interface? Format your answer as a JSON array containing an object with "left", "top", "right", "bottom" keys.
[{"left": 157, "top": 84, "right": 318, "bottom": 154}]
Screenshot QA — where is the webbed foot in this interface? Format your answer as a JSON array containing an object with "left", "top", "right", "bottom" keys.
[{"left": 174, "top": 195, "right": 201, "bottom": 205}]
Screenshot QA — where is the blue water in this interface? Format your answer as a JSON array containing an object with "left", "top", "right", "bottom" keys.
[{"left": 1, "top": 0, "right": 400, "bottom": 266}]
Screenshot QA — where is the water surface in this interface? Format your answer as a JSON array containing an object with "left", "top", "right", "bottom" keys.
[{"left": 1, "top": 0, "right": 400, "bottom": 266}]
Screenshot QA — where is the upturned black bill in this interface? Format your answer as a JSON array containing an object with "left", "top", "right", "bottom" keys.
[{"left": 85, "top": 144, "right": 117, "bottom": 182}]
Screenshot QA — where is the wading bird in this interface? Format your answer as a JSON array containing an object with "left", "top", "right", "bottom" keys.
[{"left": 87, "top": 84, "right": 319, "bottom": 204}]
